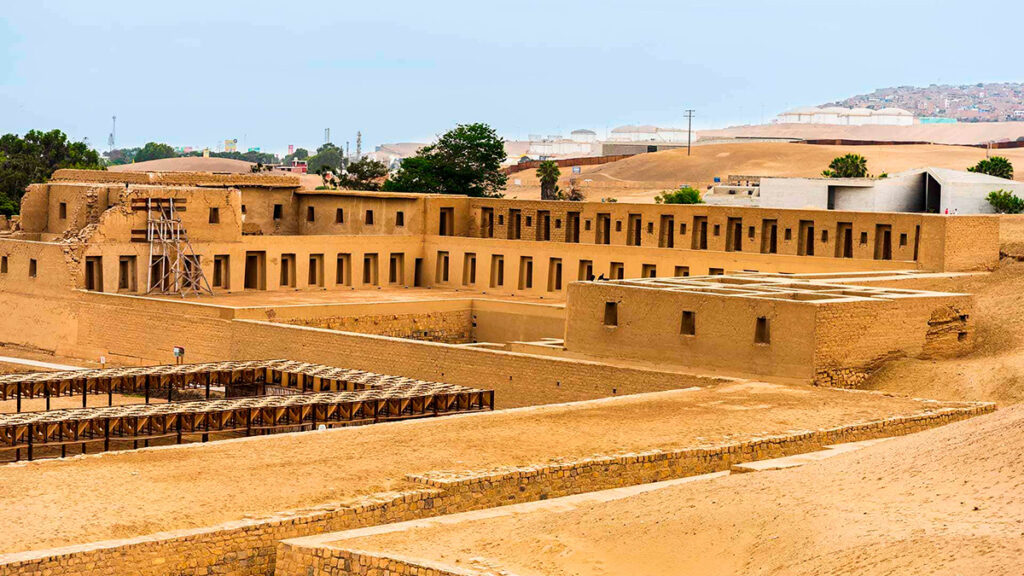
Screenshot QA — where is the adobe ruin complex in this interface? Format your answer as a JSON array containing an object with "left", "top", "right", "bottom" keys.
[{"left": 0, "top": 169, "right": 1011, "bottom": 575}]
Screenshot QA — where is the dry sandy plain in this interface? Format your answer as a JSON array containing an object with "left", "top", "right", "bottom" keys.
[
  {"left": 505, "top": 142, "right": 1024, "bottom": 202},
  {"left": 0, "top": 382, "right": 966, "bottom": 555}
]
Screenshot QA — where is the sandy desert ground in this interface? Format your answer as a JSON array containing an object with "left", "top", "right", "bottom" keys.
[
  {"left": 0, "top": 382, "right": 958, "bottom": 554},
  {"left": 345, "top": 402, "right": 1024, "bottom": 576}
]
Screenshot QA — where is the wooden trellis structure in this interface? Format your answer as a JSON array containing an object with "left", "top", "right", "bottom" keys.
[
  {"left": 0, "top": 359, "right": 468, "bottom": 410},
  {"left": 0, "top": 360, "right": 494, "bottom": 462}
]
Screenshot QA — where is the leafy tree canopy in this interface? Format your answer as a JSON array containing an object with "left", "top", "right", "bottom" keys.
[
  {"left": 134, "top": 142, "right": 178, "bottom": 163},
  {"left": 655, "top": 186, "right": 703, "bottom": 204},
  {"left": 340, "top": 157, "right": 389, "bottom": 191},
  {"left": 306, "top": 147, "right": 344, "bottom": 175},
  {"left": 986, "top": 189, "right": 1024, "bottom": 214},
  {"left": 382, "top": 123, "right": 506, "bottom": 197},
  {"left": 0, "top": 129, "right": 103, "bottom": 215},
  {"left": 537, "top": 160, "right": 561, "bottom": 200},
  {"left": 103, "top": 147, "right": 140, "bottom": 166},
  {"left": 969, "top": 156, "right": 1013, "bottom": 180},
  {"left": 822, "top": 154, "right": 869, "bottom": 178}
]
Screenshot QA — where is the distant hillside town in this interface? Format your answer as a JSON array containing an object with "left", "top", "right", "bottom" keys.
[{"left": 824, "top": 82, "right": 1024, "bottom": 123}]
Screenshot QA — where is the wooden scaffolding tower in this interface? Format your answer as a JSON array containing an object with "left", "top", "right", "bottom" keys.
[{"left": 133, "top": 197, "right": 213, "bottom": 297}]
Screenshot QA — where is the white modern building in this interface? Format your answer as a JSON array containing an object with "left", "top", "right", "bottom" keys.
[
  {"left": 776, "top": 106, "right": 915, "bottom": 126},
  {"left": 705, "top": 167, "right": 1023, "bottom": 214},
  {"left": 608, "top": 125, "right": 695, "bottom": 143}
]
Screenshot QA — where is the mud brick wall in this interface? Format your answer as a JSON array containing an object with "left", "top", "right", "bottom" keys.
[
  {"left": 281, "top": 309, "right": 474, "bottom": 344},
  {"left": 812, "top": 294, "right": 973, "bottom": 387},
  {"left": 0, "top": 403, "right": 991, "bottom": 576}
]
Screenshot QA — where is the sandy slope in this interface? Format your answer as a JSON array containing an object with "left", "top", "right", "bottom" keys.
[
  {"left": 857, "top": 257, "right": 1024, "bottom": 405},
  {"left": 348, "top": 404, "right": 1024, "bottom": 576},
  {"left": 505, "top": 142, "right": 1024, "bottom": 202},
  {"left": 108, "top": 156, "right": 256, "bottom": 173}
]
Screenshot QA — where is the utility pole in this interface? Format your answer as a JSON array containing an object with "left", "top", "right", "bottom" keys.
[
  {"left": 108, "top": 115, "right": 116, "bottom": 152},
  {"left": 684, "top": 109, "right": 695, "bottom": 156},
  {"left": 356, "top": 131, "right": 362, "bottom": 159}
]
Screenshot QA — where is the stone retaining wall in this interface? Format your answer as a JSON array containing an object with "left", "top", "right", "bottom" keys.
[{"left": 0, "top": 402, "right": 992, "bottom": 576}]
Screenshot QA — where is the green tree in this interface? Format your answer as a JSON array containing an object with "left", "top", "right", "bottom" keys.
[
  {"left": 0, "top": 129, "right": 103, "bottom": 215},
  {"left": 306, "top": 144, "right": 344, "bottom": 175},
  {"left": 968, "top": 156, "right": 1014, "bottom": 180},
  {"left": 382, "top": 123, "right": 507, "bottom": 197},
  {"left": 655, "top": 186, "right": 703, "bottom": 204},
  {"left": 986, "top": 189, "right": 1024, "bottom": 214},
  {"left": 134, "top": 142, "right": 178, "bottom": 163},
  {"left": 822, "top": 153, "right": 869, "bottom": 178},
  {"left": 103, "top": 147, "right": 140, "bottom": 166},
  {"left": 536, "top": 160, "right": 561, "bottom": 200},
  {"left": 340, "top": 157, "right": 389, "bottom": 191}
]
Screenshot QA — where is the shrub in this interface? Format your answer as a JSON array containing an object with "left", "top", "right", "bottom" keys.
[
  {"left": 968, "top": 156, "right": 1013, "bottom": 180},
  {"left": 822, "top": 153, "right": 868, "bottom": 178},
  {"left": 655, "top": 186, "right": 703, "bottom": 204},
  {"left": 986, "top": 189, "right": 1024, "bottom": 214}
]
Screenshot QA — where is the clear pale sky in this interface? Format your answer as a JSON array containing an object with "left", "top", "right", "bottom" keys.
[{"left": 1, "top": 0, "right": 1020, "bottom": 155}]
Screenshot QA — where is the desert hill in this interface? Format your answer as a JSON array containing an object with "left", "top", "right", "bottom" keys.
[
  {"left": 108, "top": 156, "right": 257, "bottom": 173},
  {"left": 506, "top": 141, "right": 1024, "bottom": 202}
]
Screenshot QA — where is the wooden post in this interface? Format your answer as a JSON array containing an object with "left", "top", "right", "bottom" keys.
[
  {"left": 16, "top": 382, "right": 21, "bottom": 413},
  {"left": 245, "top": 409, "right": 252, "bottom": 437},
  {"left": 144, "top": 378, "right": 150, "bottom": 404},
  {"left": 103, "top": 418, "right": 110, "bottom": 452},
  {"left": 176, "top": 415, "right": 182, "bottom": 445},
  {"left": 45, "top": 384, "right": 50, "bottom": 411},
  {"left": 60, "top": 424, "right": 66, "bottom": 458},
  {"left": 82, "top": 379, "right": 87, "bottom": 408},
  {"left": 205, "top": 376, "right": 211, "bottom": 400},
  {"left": 108, "top": 379, "right": 113, "bottom": 406},
  {"left": 26, "top": 423, "right": 33, "bottom": 462}
]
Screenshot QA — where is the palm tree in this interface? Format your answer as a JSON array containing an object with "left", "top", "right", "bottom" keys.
[{"left": 536, "top": 161, "right": 561, "bottom": 200}]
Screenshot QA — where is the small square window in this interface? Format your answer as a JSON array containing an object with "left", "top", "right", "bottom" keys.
[
  {"left": 615, "top": 221, "right": 622, "bottom": 232},
  {"left": 785, "top": 228, "right": 793, "bottom": 241},
  {"left": 59, "top": 202, "right": 67, "bottom": 219},
  {"left": 208, "top": 207, "right": 220, "bottom": 224},
  {"left": 679, "top": 222, "right": 687, "bottom": 235},
  {"left": 365, "top": 210, "right": 374, "bottom": 225},
  {"left": 306, "top": 206, "right": 315, "bottom": 222},
  {"left": 526, "top": 216, "right": 533, "bottom": 227},
  {"left": 713, "top": 224, "right": 720, "bottom": 236},
  {"left": 860, "top": 231, "right": 868, "bottom": 244},
  {"left": 899, "top": 233, "right": 908, "bottom": 246},
  {"left": 0, "top": 256, "right": 7, "bottom": 273},
  {"left": 554, "top": 218, "right": 562, "bottom": 229},
  {"left": 396, "top": 211, "right": 405, "bottom": 226},
  {"left": 273, "top": 204, "right": 283, "bottom": 220},
  {"left": 585, "top": 220, "right": 592, "bottom": 231},
  {"left": 336, "top": 208, "right": 344, "bottom": 224},
  {"left": 748, "top": 226, "right": 755, "bottom": 238},
  {"left": 498, "top": 214, "right": 505, "bottom": 225},
  {"left": 603, "top": 302, "right": 618, "bottom": 326},
  {"left": 709, "top": 267, "right": 724, "bottom": 275},
  {"left": 681, "top": 311, "right": 695, "bottom": 335},
  {"left": 755, "top": 317, "right": 771, "bottom": 344},
  {"left": 28, "top": 259, "right": 37, "bottom": 278},
  {"left": 241, "top": 204, "right": 247, "bottom": 215}
]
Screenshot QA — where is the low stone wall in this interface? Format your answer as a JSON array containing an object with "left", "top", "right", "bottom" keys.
[
  {"left": 282, "top": 309, "right": 474, "bottom": 344},
  {"left": 0, "top": 402, "right": 992, "bottom": 576}
]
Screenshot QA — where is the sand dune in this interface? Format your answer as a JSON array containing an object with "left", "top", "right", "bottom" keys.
[{"left": 109, "top": 156, "right": 256, "bottom": 173}]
